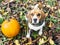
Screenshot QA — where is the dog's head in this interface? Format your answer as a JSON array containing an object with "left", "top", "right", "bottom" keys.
[{"left": 26, "top": 4, "right": 48, "bottom": 24}]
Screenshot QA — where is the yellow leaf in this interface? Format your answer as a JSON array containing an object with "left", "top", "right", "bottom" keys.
[
  {"left": 43, "top": 36, "right": 47, "bottom": 40},
  {"left": 0, "top": 9, "right": 4, "bottom": 14},
  {"left": 39, "top": 38, "right": 45, "bottom": 45},
  {"left": 3, "top": 12, "right": 8, "bottom": 15},
  {"left": 49, "top": 21, "right": 52, "bottom": 28},
  {"left": 46, "top": 5, "right": 51, "bottom": 8},
  {"left": 58, "top": 9, "right": 60, "bottom": 13},
  {"left": 26, "top": 42, "right": 32, "bottom": 45},
  {"left": 49, "top": 39, "right": 54, "bottom": 45},
  {"left": 9, "top": 0, "right": 14, "bottom": 2},
  {"left": 14, "top": 40, "right": 20, "bottom": 45},
  {"left": 20, "top": 12, "right": 23, "bottom": 16},
  {"left": 10, "top": 43, "right": 13, "bottom": 45},
  {"left": 7, "top": 38, "right": 13, "bottom": 40}
]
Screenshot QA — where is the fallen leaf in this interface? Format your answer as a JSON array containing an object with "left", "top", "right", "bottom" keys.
[
  {"left": 14, "top": 40, "right": 20, "bottom": 45},
  {"left": 39, "top": 38, "right": 45, "bottom": 45},
  {"left": 49, "top": 39, "right": 54, "bottom": 45}
]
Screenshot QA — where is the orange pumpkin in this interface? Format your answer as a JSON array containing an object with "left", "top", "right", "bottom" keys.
[{"left": 1, "top": 18, "right": 20, "bottom": 37}]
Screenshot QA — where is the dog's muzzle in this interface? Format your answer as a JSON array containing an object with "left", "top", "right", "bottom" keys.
[{"left": 34, "top": 18, "right": 37, "bottom": 23}]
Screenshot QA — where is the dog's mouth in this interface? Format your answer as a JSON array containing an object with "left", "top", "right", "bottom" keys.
[
  {"left": 32, "top": 23, "right": 37, "bottom": 25},
  {"left": 32, "top": 20, "right": 44, "bottom": 26},
  {"left": 32, "top": 18, "right": 39, "bottom": 24}
]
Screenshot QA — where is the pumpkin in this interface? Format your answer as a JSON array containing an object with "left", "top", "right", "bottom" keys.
[{"left": 1, "top": 18, "right": 20, "bottom": 37}]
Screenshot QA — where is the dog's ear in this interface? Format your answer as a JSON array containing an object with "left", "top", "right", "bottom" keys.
[{"left": 40, "top": 9, "right": 48, "bottom": 20}]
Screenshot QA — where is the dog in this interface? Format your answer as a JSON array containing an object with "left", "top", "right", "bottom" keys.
[{"left": 25, "top": 4, "right": 48, "bottom": 38}]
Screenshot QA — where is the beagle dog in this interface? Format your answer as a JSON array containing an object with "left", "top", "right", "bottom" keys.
[{"left": 26, "top": 4, "right": 48, "bottom": 38}]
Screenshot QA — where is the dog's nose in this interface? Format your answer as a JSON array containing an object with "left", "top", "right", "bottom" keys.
[{"left": 34, "top": 19, "right": 37, "bottom": 23}]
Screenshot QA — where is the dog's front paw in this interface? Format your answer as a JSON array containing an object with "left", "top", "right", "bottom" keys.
[
  {"left": 26, "top": 34, "right": 30, "bottom": 38},
  {"left": 38, "top": 31, "right": 42, "bottom": 35}
]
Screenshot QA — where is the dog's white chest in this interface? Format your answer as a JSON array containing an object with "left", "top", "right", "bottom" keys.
[{"left": 28, "top": 21, "right": 45, "bottom": 31}]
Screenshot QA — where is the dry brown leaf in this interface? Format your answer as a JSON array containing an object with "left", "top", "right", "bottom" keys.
[{"left": 49, "top": 21, "right": 54, "bottom": 28}]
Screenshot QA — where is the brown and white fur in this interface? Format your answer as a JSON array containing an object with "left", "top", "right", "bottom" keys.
[{"left": 25, "top": 4, "right": 48, "bottom": 38}]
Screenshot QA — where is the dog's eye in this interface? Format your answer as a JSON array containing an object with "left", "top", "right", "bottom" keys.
[{"left": 37, "top": 13, "right": 40, "bottom": 16}]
